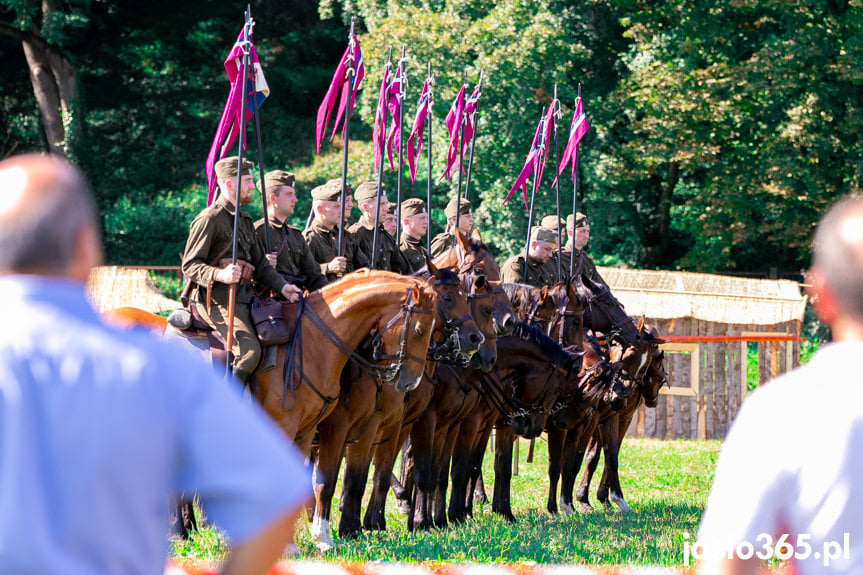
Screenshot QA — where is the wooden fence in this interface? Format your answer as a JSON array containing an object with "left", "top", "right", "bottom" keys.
[{"left": 627, "top": 318, "right": 802, "bottom": 440}]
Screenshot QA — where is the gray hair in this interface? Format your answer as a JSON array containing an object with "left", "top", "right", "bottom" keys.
[
  {"left": 813, "top": 196, "right": 863, "bottom": 319},
  {"left": 0, "top": 156, "right": 97, "bottom": 274}
]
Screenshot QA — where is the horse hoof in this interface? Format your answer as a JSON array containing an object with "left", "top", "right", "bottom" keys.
[
  {"left": 283, "top": 543, "right": 301, "bottom": 558},
  {"left": 397, "top": 501, "right": 410, "bottom": 516},
  {"left": 578, "top": 503, "right": 594, "bottom": 514},
  {"left": 310, "top": 517, "right": 335, "bottom": 551}
]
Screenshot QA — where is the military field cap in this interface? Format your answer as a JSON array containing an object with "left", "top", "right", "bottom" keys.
[
  {"left": 311, "top": 180, "right": 341, "bottom": 202},
  {"left": 566, "top": 212, "right": 589, "bottom": 229},
  {"left": 531, "top": 226, "right": 558, "bottom": 244},
  {"left": 259, "top": 169, "right": 295, "bottom": 191},
  {"left": 214, "top": 156, "right": 255, "bottom": 181},
  {"left": 354, "top": 181, "right": 385, "bottom": 204},
  {"left": 401, "top": 198, "right": 426, "bottom": 218},
  {"left": 444, "top": 197, "right": 472, "bottom": 219},
  {"left": 540, "top": 215, "right": 563, "bottom": 232}
]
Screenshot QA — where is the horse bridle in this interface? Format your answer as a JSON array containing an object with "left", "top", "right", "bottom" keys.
[
  {"left": 582, "top": 284, "right": 637, "bottom": 345},
  {"left": 479, "top": 359, "right": 569, "bottom": 423},
  {"left": 426, "top": 276, "right": 475, "bottom": 365}
]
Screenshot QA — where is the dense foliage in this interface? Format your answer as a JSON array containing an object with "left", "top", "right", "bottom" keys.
[{"left": 1, "top": 0, "right": 860, "bottom": 274}]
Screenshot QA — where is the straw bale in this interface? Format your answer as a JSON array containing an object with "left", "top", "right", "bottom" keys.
[
  {"left": 86, "top": 266, "right": 179, "bottom": 313},
  {"left": 598, "top": 267, "right": 806, "bottom": 325}
]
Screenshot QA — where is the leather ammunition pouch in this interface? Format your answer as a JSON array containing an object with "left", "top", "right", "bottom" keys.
[{"left": 251, "top": 295, "right": 298, "bottom": 346}]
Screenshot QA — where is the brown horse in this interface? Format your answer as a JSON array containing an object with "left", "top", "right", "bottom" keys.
[
  {"left": 575, "top": 327, "right": 666, "bottom": 513},
  {"left": 308, "top": 265, "right": 482, "bottom": 549}
]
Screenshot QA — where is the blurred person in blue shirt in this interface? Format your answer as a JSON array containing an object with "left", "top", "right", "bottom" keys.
[{"left": 0, "top": 154, "right": 311, "bottom": 575}]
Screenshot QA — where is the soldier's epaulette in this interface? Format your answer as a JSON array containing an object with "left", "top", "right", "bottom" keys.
[{"left": 286, "top": 224, "right": 302, "bottom": 233}]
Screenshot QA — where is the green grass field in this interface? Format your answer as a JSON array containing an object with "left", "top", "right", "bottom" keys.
[{"left": 172, "top": 436, "right": 721, "bottom": 567}]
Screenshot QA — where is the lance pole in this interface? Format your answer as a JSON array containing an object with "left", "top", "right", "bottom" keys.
[
  {"left": 454, "top": 70, "right": 468, "bottom": 232},
  {"left": 226, "top": 12, "right": 253, "bottom": 377},
  {"left": 395, "top": 44, "right": 407, "bottom": 246},
  {"left": 570, "top": 83, "right": 582, "bottom": 279},
  {"left": 246, "top": 7, "right": 271, "bottom": 254},
  {"left": 523, "top": 107, "right": 546, "bottom": 280},
  {"left": 463, "top": 69, "right": 483, "bottom": 204},
  {"left": 426, "top": 63, "right": 434, "bottom": 254},
  {"left": 371, "top": 48, "right": 393, "bottom": 269},
  {"left": 337, "top": 17, "right": 356, "bottom": 258},
  {"left": 552, "top": 84, "right": 562, "bottom": 282}
]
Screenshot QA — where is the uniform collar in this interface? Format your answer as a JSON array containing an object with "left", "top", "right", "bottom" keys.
[
  {"left": 267, "top": 215, "right": 285, "bottom": 229},
  {"left": 311, "top": 219, "right": 336, "bottom": 235},
  {"left": 214, "top": 194, "right": 251, "bottom": 218},
  {"left": 403, "top": 234, "right": 423, "bottom": 247}
]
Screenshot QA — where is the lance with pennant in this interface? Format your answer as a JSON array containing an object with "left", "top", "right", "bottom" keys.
[
  {"left": 454, "top": 70, "right": 469, "bottom": 232},
  {"left": 225, "top": 13, "right": 253, "bottom": 377},
  {"left": 570, "top": 83, "right": 582, "bottom": 279},
  {"left": 463, "top": 69, "right": 483, "bottom": 206},
  {"left": 395, "top": 44, "right": 407, "bottom": 246},
  {"left": 246, "top": 6, "right": 272, "bottom": 254},
  {"left": 426, "top": 63, "right": 434, "bottom": 254},
  {"left": 552, "top": 84, "right": 562, "bottom": 282},
  {"left": 371, "top": 48, "right": 393, "bottom": 269},
  {"left": 523, "top": 107, "right": 547, "bottom": 280},
  {"left": 337, "top": 18, "right": 358, "bottom": 258}
]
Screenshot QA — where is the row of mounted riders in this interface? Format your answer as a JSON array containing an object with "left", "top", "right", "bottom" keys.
[{"left": 108, "top": 230, "right": 667, "bottom": 551}]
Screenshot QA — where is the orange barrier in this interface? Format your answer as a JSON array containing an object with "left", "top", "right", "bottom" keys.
[{"left": 662, "top": 334, "right": 804, "bottom": 343}]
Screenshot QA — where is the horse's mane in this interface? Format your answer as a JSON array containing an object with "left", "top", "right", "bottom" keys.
[
  {"left": 413, "top": 265, "right": 461, "bottom": 286},
  {"left": 502, "top": 282, "right": 536, "bottom": 314},
  {"left": 510, "top": 320, "right": 572, "bottom": 367}
]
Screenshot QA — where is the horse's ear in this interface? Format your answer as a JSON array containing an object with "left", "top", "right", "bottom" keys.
[
  {"left": 471, "top": 227, "right": 483, "bottom": 243},
  {"left": 425, "top": 253, "right": 439, "bottom": 277},
  {"left": 636, "top": 316, "right": 645, "bottom": 332},
  {"left": 411, "top": 284, "right": 422, "bottom": 304},
  {"left": 540, "top": 285, "right": 549, "bottom": 301},
  {"left": 456, "top": 229, "right": 468, "bottom": 252},
  {"left": 474, "top": 274, "right": 486, "bottom": 290}
]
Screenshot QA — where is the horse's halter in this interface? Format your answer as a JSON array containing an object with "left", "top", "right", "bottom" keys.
[
  {"left": 480, "top": 357, "right": 570, "bottom": 424},
  {"left": 582, "top": 284, "right": 638, "bottom": 345},
  {"left": 426, "top": 275, "right": 475, "bottom": 365},
  {"left": 367, "top": 287, "right": 435, "bottom": 382}
]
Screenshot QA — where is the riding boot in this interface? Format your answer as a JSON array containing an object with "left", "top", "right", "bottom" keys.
[
  {"left": 231, "top": 366, "right": 252, "bottom": 385},
  {"left": 259, "top": 345, "right": 277, "bottom": 372}
]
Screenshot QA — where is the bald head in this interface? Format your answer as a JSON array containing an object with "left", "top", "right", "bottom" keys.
[
  {"left": 0, "top": 154, "right": 101, "bottom": 280},
  {"left": 812, "top": 197, "right": 863, "bottom": 321}
]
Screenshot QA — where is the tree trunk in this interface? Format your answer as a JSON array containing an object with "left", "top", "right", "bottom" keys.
[{"left": 1, "top": 21, "right": 78, "bottom": 157}]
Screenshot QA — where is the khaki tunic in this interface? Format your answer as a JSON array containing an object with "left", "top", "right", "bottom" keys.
[
  {"left": 348, "top": 217, "right": 409, "bottom": 274},
  {"left": 429, "top": 231, "right": 456, "bottom": 258},
  {"left": 181, "top": 195, "right": 287, "bottom": 373},
  {"left": 254, "top": 216, "right": 327, "bottom": 292},
  {"left": 500, "top": 251, "right": 556, "bottom": 287},
  {"left": 303, "top": 220, "right": 369, "bottom": 283},
  {"left": 399, "top": 234, "right": 428, "bottom": 274}
]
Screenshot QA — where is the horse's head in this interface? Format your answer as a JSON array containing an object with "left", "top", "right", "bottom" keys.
[
  {"left": 489, "top": 280, "right": 517, "bottom": 337},
  {"left": 576, "top": 276, "right": 641, "bottom": 346},
  {"left": 605, "top": 337, "right": 656, "bottom": 410},
  {"left": 640, "top": 325, "right": 668, "bottom": 407},
  {"left": 372, "top": 280, "right": 437, "bottom": 393},
  {"left": 463, "top": 274, "right": 498, "bottom": 372},
  {"left": 549, "top": 278, "right": 585, "bottom": 347},
  {"left": 424, "top": 258, "right": 484, "bottom": 364}
]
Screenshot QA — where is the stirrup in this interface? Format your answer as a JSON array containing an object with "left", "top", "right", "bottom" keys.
[{"left": 260, "top": 346, "right": 277, "bottom": 372}]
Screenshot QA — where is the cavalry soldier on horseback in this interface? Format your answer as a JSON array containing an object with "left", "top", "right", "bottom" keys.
[
  {"left": 430, "top": 197, "right": 474, "bottom": 258},
  {"left": 181, "top": 157, "right": 301, "bottom": 384},
  {"left": 561, "top": 212, "right": 608, "bottom": 289},
  {"left": 540, "top": 214, "right": 565, "bottom": 282},
  {"left": 304, "top": 179, "right": 369, "bottom": 282},
  {"left": 399, "top": 198, "right": 430, "bottom": 274},
  {"left": 348, "top": 181, "right": 409, "bottom": 273},
  {"left": 254, "top": 169, "right": 327, "bottom": 293},
  {"left": 500, "top": 226, "right": 558, "bottom": 286}
]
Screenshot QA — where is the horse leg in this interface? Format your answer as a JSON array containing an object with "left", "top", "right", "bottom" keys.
[
  {"left": 546, "top": 427, "right": 564, "bottom": 514},
  {"left": 599, "top": 414, "right": 631, "bottom": 513},
  {"left": 560, "top": 421, "right": 594, "bottom": 514},
  {"left": 491, "top": 424, "right": 516, "bottom": 522},
  {"left": 394, "top": 436, "right": 414, "bottom": 515},
  {"left": 467, "top": 419, "right": 494, "bottom": 515},
  {"left": 339, "top": 420, "right": 378, "bottom": 538},
  {"left": 364, "top": 421, "right": 404, "bottom": 531},
  {"left": 577, "top": 428, "right": 603, "bottom": 512},
  {"left": 310, "top": 416, "right": 350, "bottom": 551},
  {"left": 449, "top": 416, "right": 480, "bottom": 523},
  {"left": 408, "top": 413, "right": 436, "bottom": 531}
]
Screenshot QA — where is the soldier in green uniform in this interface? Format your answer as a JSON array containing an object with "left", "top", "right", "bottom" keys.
[
  {"left": 399, "top": 198, "right": 429, "bottom": 274},
  {"left": 540, "top": 214, "right": 565, "bottom": 284},
  {"left": 500, "top": 226, "right": 558, "bottom": 287},
  {"left": 561, "top": 212, "right": 608, "bottom": 289},
  {"left": 348, "top": 182, "right": 409, "bottom": 273},
  {"left": 254, "top": 169, "right": 327, "bottom": 292},
  {"left": 429, "top": 197, "right": 474, "bottom": 258},
  {"left": 303, "top": 179, "right": 369, "bottom": 282},
  {"left": 181, "top": 157, "right": 302, "bottom": 384}
]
